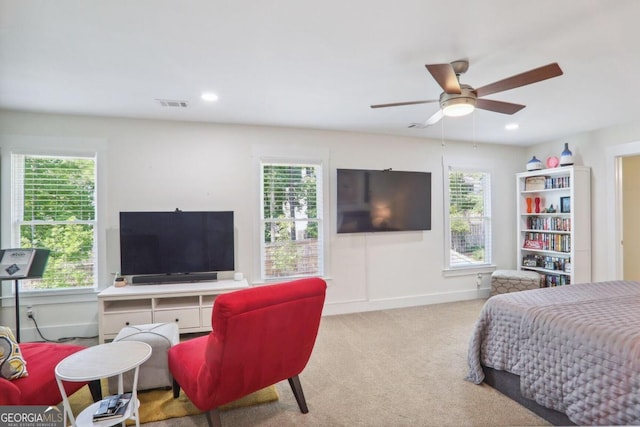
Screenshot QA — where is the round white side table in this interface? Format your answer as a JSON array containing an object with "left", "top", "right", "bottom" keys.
[{"left": 55, "top": 340, "right": 152, "bottom": 427}]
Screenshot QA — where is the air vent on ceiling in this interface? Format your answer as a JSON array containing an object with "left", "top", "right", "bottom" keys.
[{"left": 155, "top": 99, "right": 189, "bottom": 108}]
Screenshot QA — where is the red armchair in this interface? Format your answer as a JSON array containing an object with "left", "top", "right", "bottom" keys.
[
  {"left": 168, "top": 277, "right": 327, "bottom": 427},
  {"left": 0, "top": 342, "right": 101, "bottom": 406}
]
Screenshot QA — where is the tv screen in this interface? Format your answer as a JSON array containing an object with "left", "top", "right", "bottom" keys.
[
  {"left": 336, "top": 169, "right": 431, "bottom": 233},
  {"left": 119, "top": 211, "right": 235, "bottom": 276}
]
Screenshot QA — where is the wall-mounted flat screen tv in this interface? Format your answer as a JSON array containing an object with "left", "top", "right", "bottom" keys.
[
  {"left": 119, "top": 210, "right": 235, "bottom": 276},
  {"left": 336, "top": 169, "right": 431, "bottom": 233}
]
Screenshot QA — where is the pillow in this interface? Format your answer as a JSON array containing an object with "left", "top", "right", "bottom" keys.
[{"left": 0, "top": 326, "right": 28, "bottom": 380}]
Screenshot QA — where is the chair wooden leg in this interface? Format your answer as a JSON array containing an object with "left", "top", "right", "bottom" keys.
[
  {"left": 172, "top": 379, "right": 181, "bottom": 398},
  {"left": 205, "top": 408, "right": 222, "bottom": 427},
  {"left": 288, "top": 375, "right": 309, "bottom": 413},
  {"left": 88, "top": 379, "right": 102, "bottom": 401}
]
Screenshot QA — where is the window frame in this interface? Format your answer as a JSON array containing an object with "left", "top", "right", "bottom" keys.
[
  {"left": 11, "top": 153, "right": 98, "bottom": 291},
  {"left": 259, "top": 160, "right": 324, "bottom": 281},
  {"left": 443, "top": 158, "right": 495, "bottom": 275},
  {"left": 0, "top": 135, "right": 107, "bottom": 303},
  {"left": 252, "top": 145, "right": 330, "bottom": 284}
]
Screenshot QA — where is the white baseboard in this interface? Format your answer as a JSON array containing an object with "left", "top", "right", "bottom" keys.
[
  {"left": 15, "top": 288, "right": 492, "bottom": 340},
  {"left": 322, "top": 287, "right": 491, "bottom": 316},
  {"left": 18, "top": 323, "right": 98, "bottom": 343}
]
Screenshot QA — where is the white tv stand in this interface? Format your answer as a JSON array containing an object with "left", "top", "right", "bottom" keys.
[{"left": 97, "top": 279, "right": 249, "bottom": 343}]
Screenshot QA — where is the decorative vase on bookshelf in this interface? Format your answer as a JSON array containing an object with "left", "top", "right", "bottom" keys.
[
  {"left": 527, "top": 156, "right": 542, "bottom": 171},
  {"left": 560, "top": 143, "right": 573, "bottom": 166}
]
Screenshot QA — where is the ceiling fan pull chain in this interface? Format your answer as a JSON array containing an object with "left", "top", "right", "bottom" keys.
[{"left": 473, "top": 112, "right": 477, "bottom": 149}]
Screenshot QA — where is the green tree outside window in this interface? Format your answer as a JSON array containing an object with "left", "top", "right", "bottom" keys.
[
  {"left": 448, "top": 171, "right": 491, "bottom": 266},
  {"left": 15, "top": 155, "right": 97, "bottom": 290},
  {"left": 261, "top": 163, "right": 322, "bottom": 279}
]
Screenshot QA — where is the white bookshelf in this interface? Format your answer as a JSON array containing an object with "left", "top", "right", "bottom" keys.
[{"left": 516, "top": 166, "right": 591, "bottom": 286}]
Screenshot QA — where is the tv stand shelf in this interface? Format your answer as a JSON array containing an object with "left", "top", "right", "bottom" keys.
[{"left": 97, "top": 279, "right": 249, "bottom": 343}]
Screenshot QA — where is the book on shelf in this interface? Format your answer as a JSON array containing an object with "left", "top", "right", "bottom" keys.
[
  {"left": 93, "top": 393, "right": 131, "bottom": 421},
  {"left": 523, "top": 239, "right": 544, "bottom": 250}
]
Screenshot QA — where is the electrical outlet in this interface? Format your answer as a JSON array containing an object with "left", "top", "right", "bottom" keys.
[{"left": 26, "top": 306, "right": 33, "bottom": 317}]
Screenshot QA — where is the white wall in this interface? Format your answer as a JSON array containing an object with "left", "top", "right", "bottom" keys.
[
  {"left": 0, "top": 110, "right": 525, "bottom": 340},
  {"left": 526, "top": 122, "right": 640, "bottom": 282}
]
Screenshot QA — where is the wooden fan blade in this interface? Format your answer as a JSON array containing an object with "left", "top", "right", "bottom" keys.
[
  {"left": 408, "top": 110, "right": 444, "bottom": 128},
  {"left": 475, "top": 63, "right": 563, "bottom": 97},
  {"left": 370, "top": 100, "right": 438, "bottom": 109},
  {"left": 476, "top": 99, "right": 526, "bottom": 115},
  {"left": 425, "top": 64, "right": 461, "bottom": 94}
]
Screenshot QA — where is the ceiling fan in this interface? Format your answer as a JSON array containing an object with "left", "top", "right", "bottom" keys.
[{"left": 370, "top": 60, "right": 563, "bottom": 128}]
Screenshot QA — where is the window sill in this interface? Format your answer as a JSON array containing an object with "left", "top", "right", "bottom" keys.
[
  {"left": 442, "top": 265, "right": 496, "bottom": 277},
  {"left": 252, "top": 275, "right": 333, "bottom": 286}
]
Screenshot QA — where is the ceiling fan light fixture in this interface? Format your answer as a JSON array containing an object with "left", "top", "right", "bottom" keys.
[
  {"left": 439, "top": 85, "right": 477, "bottom": 117},
  {"left": 441, "top": 97, "right": 476, "bottom": 117}
]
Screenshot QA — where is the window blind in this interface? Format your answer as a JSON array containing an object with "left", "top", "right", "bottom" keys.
[
  {"left": 261, "top": 162, "right": 323, "bottom": 279},
  {"left": 12, "top": 154, "right": 97, "bottom": 290},
  {"left": 447, "top": 169, "right": 492, "bottom": 268}
]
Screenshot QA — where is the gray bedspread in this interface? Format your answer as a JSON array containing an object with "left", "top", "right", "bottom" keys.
[{"left": 466, "top": 280, "right": 640, "bottom": 425}]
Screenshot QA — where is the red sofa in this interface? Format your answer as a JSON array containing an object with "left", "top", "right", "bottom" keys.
[
  {"left": 169, "top": 277, "right": 326, "bottom": 427},
  {"left": 0, "top": 342, "right": 98, "bottom": 406}
]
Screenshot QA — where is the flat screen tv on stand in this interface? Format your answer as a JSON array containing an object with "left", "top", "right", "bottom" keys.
[{"left": 119, "top": 210, "right": 235, "bottom": 285}]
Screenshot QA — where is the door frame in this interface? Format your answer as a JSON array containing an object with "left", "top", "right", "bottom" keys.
[{"left": 606, "top": 140, "right": 640, "bottom": 279}]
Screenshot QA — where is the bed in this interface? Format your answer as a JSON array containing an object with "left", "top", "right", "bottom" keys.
[{"left": 466, "top": 280, "right": 640, "bottom": 425}]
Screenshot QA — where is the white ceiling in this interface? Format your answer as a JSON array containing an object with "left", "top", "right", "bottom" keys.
[{"left": 1, "top": 1, "right": 639, "bottom": 146}]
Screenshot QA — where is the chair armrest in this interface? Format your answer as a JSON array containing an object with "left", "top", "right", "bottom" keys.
[{"left": 0, "top": 377, "right": 21, "bottom": 405}]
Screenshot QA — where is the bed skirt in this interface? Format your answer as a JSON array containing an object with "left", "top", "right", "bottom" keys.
[{"left": 483, "top": 366, "right": 575, "bottom": 426}]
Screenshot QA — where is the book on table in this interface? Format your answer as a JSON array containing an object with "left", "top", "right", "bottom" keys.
[{"left": 93, "top": 393, "right": 132, "bottom": 421}]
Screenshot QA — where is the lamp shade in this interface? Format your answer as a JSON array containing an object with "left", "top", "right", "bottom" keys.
[{"left": 441, "top": 97, "right": 475, "bottom": 117}]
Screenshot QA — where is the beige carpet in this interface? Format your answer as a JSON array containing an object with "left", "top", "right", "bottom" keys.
[
  {"left": 68, "top": 380, "right": 278, "bottom": 424},
  {"left": 69, "top": 300, "right": 550, "bottom": 426}
]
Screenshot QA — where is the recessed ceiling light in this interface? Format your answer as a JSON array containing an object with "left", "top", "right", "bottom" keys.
[
  {"left": 505, "top": 123, "right": 519, "bottom": 131},
  {"left": 201, "top": 92, "right": 219, "bottom": 102}
]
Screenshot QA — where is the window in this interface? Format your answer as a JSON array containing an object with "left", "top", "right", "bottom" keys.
[
  {"left": 260, "top": 161, "right": 323, "bottom": 280},
  {"left": 445, "top": 167, "right": 492, "bottom": 269},
  {"left": 12, "top": 154, "right": 97, "bottom": 290}
]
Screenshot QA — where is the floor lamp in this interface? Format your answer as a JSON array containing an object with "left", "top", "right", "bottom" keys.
[{"left": 1, "top": 248, "right": 50, "bottom": 343}]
